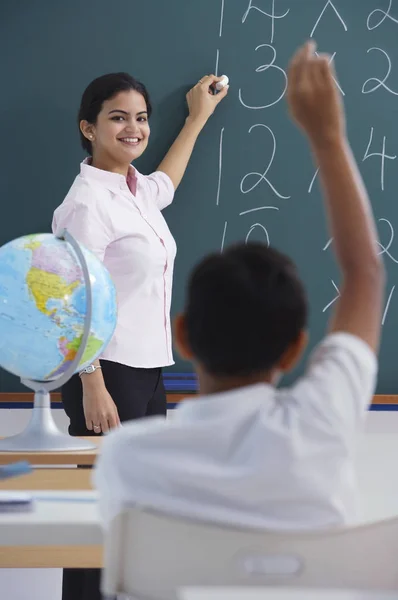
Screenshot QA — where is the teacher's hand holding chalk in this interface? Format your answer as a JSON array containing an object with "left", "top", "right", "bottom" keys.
[{"left": 186, "top": 74, "right": 229, "bottom": 126}]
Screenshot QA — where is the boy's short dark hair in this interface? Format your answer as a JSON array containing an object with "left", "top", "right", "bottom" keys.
[{"left": 185, "top": 242, "right": 308, "bottom": 377}]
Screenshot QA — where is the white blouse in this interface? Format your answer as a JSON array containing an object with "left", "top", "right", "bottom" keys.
[{"left": 52, "top": 159, "right": 176, "bottom": 368}]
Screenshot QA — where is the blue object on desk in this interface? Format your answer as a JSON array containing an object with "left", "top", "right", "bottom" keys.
[
  {"left": 0, "top": 491, "right": 34, "bottom": 512},
  {"left": 0, "top": 461, "right": 32, "bottom": 480}
]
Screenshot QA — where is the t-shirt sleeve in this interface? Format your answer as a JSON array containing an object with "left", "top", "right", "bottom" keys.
[
  {"left": 290, "top": 332, "right": 378, "bottom": 431},
  {"left": 145, "top": 170, "right": 175, "bottom": 211},
  {"left": 52, "top": 185, "right": 113, "bottom": 262}
]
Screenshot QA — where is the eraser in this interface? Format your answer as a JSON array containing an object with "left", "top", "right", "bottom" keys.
[{"left": 215, "top": 75, "right": 229, "bottom": 90}]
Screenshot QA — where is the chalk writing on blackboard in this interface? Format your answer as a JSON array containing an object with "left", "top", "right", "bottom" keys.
[
  {"left": 246, "top": 223, "right": 270, "bottom": 246},
  {"left": 323, "top": 218, "right": 398, "bottom": 263},
  {"left": 362, "top": 127, "right": 397, "bottom": 191},
  {"left": 309, "top": 167, "right": 320, "bottom": 194},
  {"left": 377, "top": 218, "right": 398, "bottom": 264},
  {"left": 323, "top": 218, "right": 398, "bottom": 321},
  {"left": 239, "top": 206, "right": 279, "bottom": 216},
  {"left": 323, "top": 280, "right": 340, "bottom": 313},
  {"left": 362, "top": 47, "right": 398, "bottom": 96},
  {"left": 367, "top": 0, "right": 398, "bottom": 31},
  {"left": 310, "top": 0, "right": 347, "bottom": 38},
  {"left": 239, "top": 44, "right": 287, "bottom": 110},
  {"left": 216, "top": 127, "right": 225, "bottom": 206},
  {"left": 221, "top": 221, "right": 228, "bottom": 253},
  {"left": 219, "top": 0, "right": 225, "bottom": 37},
  {"left": 242, "top": 0, "right": 290, "bottom": 44},
  {"left": 382, "top": 285, "right": 396, "bottom": 325},
  {"left": 209, "top": 0, "right": 398, "bottom": 335},
  {"left": 240, "top": 124, "right": 290, "bottom": 198}
]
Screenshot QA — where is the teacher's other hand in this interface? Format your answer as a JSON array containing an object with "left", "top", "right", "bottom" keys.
[{"left": 83, "top": 385, "right": 121, "bottom": 434}]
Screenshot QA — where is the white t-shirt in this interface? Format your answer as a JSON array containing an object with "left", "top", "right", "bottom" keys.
[
  {"left": 94, "top": 332, "right": 377, "bottom": 530},
  {"left": 52, "top": 160, "right": 176, "bottom": 369}
]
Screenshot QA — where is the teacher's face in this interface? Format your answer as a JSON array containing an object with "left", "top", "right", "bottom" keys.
[{"left": 92, "top": 89, "right": 150, "bottom": 164}]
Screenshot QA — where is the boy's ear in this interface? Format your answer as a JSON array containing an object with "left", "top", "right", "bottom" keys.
[
  {"left": 278, "top": 330, "right": 309, "bottom": 372},
  {"left": 173, "top": 314, "right": 194, "bottom": 361}
]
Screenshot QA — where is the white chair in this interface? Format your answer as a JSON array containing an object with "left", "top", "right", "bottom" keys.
[{"left": 101, "top": 507, "right": 398, "bottom": 600}]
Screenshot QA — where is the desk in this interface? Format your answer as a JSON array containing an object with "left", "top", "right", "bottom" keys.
[
  {"left": 180, "top": 588, "right": 398, "bottom": 600},
  {"left": 0, "top": 438, "right": 101, "bottom": 491},
  {"left": 0, "top": 491, "right": 102, "bottom": 568},
  {"left": 0, "top": 437, "right": 101, "bottom": 465}
]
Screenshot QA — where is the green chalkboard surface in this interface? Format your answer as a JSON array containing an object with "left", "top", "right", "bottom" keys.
[{"left": 1, "top": 0, "right": 398, "bottom": 392}]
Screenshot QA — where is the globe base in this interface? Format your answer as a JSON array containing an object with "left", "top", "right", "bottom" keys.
[{"left": 0, "top": 391, "right": 96, "bottom": 452}]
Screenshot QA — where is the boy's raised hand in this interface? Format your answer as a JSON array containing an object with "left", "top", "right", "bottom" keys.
[{"left": 287, "top": 41, "right": 345, "bottom": 145}]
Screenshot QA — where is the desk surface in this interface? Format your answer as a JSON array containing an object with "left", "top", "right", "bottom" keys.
[
  {"left": 0, "top": 490, "right": 102, "bottom": 568},
  {"left": 0, "top": 437, "right": 101, "bottom": 465},
  {"left": 0, "top": 491, "right": 103, "bottom": 568},
  {"left": 0, "top": 490, "right": 101, "bottom": 545}
]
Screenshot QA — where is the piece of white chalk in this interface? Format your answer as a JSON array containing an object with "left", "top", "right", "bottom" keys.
[{"left": 215, "top": 75, "right": 229, "bottom": 90}]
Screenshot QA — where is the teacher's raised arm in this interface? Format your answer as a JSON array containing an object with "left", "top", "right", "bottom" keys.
[{"left": 157, "top": 74, "right": 229, "bottom": 190}]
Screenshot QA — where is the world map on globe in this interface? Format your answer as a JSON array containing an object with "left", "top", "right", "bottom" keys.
[{"left": 0, "top": 233, "right": 117, "bottom": 382}]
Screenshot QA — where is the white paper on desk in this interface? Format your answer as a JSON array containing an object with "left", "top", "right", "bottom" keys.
[{"left": 0, "top": 491, "right": 34, "bottom": 512}]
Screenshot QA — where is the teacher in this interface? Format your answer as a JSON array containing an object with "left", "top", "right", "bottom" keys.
[{"left": 52, "top": 71, "right": 227, "bottom": 600}]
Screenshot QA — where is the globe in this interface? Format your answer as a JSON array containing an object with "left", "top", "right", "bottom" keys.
[{"left": 0, "top": 233, "right": 117, "bottom": 382}]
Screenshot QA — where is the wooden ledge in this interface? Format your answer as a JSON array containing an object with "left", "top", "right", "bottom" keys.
[
  {"left": 0, "top": 393, "right": 397, "bottom": 405},
  {"left": 0, "top": 545, "right": 102, "bottom": 568},
  {"left": 0, "top": 392, "right": 186, "bottom": 405}
]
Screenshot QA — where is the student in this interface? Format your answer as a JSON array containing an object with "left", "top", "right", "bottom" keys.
[{"left": 94, "top": 41, "right": 385, "bottom": 532}]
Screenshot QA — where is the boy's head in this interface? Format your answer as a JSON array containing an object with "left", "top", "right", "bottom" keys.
[{"left": 175, "top": 242, "right": 309, "bottom": 387}]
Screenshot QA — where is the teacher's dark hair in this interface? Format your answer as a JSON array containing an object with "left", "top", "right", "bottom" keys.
[
  {"left": 185, "top": 242, "right": 308, "bottom": 377},
  {"left": 78, "top": 72, "right": 152, "bottom": 155}
]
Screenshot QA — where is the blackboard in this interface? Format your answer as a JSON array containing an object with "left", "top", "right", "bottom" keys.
[{"left": 1, "top": 0, "right": 398, "bottom": 393}]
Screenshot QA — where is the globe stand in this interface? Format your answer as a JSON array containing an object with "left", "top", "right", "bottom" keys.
[
  {"left": 0, "top": 230, "right": 97, "bottom": 452},
  {"left": 0, "top": 390, "right": 94, "bottom": 451}
]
